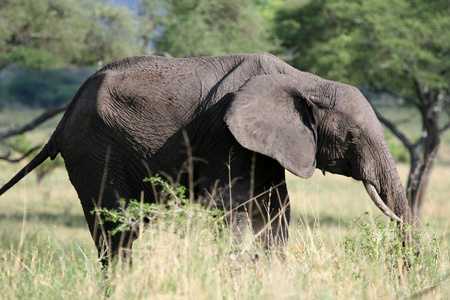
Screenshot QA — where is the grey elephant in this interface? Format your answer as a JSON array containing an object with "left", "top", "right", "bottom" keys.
[{"left": 0, "top": 53, "right": 413, "bottom": 264}]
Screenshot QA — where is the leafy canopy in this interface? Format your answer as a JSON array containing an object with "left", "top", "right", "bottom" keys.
[
  {"left": 275, "top": 0, "right": 450, "bottom": 100},
  {"left": 0, "top": 0, "right": 144, "bottom": 70},
  {"left": 139, "top": 0, "right": 278, "bottom": 57}
]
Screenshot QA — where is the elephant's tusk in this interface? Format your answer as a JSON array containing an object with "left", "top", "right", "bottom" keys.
[{"left": 363, "top": 182, "right": 403, "bottom": 223}]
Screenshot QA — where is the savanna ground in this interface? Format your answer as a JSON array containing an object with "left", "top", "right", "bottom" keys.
[{"left": 0, "top": 106, "right": 449, "bottom": 299}]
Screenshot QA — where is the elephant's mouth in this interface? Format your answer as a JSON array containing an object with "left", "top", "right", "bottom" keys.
[{"left": 363, "top": 181, "right": 402, "bottom": 223}]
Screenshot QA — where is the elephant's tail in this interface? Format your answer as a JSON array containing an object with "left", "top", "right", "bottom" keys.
[{"left": 0, "top": 143, "right": 57, "bottom": 196}]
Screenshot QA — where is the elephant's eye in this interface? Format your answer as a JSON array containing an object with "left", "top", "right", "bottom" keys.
[{"left": 346, "top": 130, "right": 361, "bottom": 143}]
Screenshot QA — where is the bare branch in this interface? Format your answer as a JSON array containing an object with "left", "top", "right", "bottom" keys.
[
  {"left": 0, "top": 102, "right": 69, "bottom": 140},
  {"left": 441, "top": 122, "right": 450, "bottom": 134},
  {"left": 0, "top": 144, "right": 42, "bottom": 163},
  {"left": 403, "top": 65, "right": 429, "bottom": 108},
  {"left": 377, "top": 86, "right": 420, "bottom": 109},
  {"left": 372, "top": 107, "right": 415, "bottom": 152}
]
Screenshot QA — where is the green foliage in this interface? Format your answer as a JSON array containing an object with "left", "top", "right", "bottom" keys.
[
  {"left": 0, "top": 0, "right": 144, "bottom": 71},
  {"left": 139, "top": 0, "right": 278, "bottom": 57},
  {"left": 343, "top": 215, "right": 421, "bottom": 268},
  {"left": 254, "top": 0, "right": 290, "bottom": 22},
  {"left": 275, "top": 0, "right": 450, "bottom": 97},
  {"left": 94, "top": 175, "right": 225, "bottom": 236}
]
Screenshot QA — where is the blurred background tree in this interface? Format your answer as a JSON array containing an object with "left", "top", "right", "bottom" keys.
[
  {"left": 275, "top": 0, "right": 450, "bottom": 220},
  {"left": 0, "top": 0, "right": 143, "bottom": 71},
  {"left": 135, "top": 0, "right": 278, "bottom": 57}
]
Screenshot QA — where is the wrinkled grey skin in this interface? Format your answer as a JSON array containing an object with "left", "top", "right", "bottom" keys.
[{"left": 0, "top": 53, "right": 413, "bottom": 264}]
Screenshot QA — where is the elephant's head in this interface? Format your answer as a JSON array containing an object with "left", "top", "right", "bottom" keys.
[{"left": 224, "top": 74, "right": 413, "bottom": 226}]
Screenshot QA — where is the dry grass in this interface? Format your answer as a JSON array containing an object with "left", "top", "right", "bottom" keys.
[
  {"left": 1, "top": 107, "right": 450, "bottom": 299},
  {"left": 1, "top": 158, "right": 450, "bottom": 299}
]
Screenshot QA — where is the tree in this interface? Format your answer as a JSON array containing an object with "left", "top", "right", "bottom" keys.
[
  {"left": 275, "top": 0, "right": 450, "bottom": 220},
  {"left": 0, "top": 0, "right": 144, "bottom": 71},
  {"left": 137, "top": 0, "right": 278, "bottom": 57}
]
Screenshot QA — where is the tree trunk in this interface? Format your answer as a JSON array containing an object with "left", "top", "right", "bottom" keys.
[{"left": 407, "top": 144, "right": 439, "bottom": 220}]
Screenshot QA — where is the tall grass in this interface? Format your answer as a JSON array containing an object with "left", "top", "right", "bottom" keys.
[
  {"left": 1, "top": 197, "right": 449, "bottom": 299},
  {"left": 1, "top": 107, "right": 450, "bottom": 299},
  {"left": 1, "top": 160, "right": 450, "bottom": 299}
]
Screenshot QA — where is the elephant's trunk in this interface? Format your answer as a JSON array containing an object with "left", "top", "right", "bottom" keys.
[
  {"left": 391, "top": 168, "right": 414, "bottom": 226},
  {"left": 363, "top": 154, "right": 416, "bottom": 252},
  {"left": 367, "top": 141, "right": 415, "bottom": 236},
  {"left": 382, "top": 148, "right": 414, "bottom": 226}
]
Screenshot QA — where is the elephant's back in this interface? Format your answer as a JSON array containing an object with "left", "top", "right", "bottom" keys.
[
  {"left": 98, "top": 55, "right": 198, "bottom": 78},
  {"left": 97, "top": 54, "right": 255, "bottom": 73},
  {"left": 54, "top": 53, "right": 269, "bottom": 157},
  {"left": 56, "top": 63, "right": 197, "bottom": 164}
]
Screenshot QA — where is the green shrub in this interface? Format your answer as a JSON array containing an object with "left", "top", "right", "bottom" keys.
[{"left": 93, "top": 174, "right": 226, "bottom": 237}]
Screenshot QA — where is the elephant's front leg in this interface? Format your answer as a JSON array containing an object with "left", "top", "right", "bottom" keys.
[
  {"left": 249, "top": 183, "right": 291, "bottom": 246},
  {"left": 223, "top": 181, "right": 290, "bottom": 247}
]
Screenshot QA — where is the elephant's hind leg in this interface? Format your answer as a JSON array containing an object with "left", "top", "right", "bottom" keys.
[
  {"left": 79, "top": 185, "right": 140, "bottom": 266},
  {"left": 67, "top": 155, "right": 143, "bottom": 265}
]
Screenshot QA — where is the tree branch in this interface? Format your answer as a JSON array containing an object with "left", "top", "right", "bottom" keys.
[
  {"left": 0, "top": 144, "right": 42, "bottom": 163},
  {"left": 372, "top": 106, "right": 415, "bottom": 152},
  {"left": 377, "top": 86, "right": 420, "bottom": 110},
  {"left": 403, "top": 65, "right": 429, "bottom": 107},
  {"left": 441, "top": 122, "right": 450, "bottom": 134},
  {"left": 0, "top": 102, "right": 69, "bottom": 140}
]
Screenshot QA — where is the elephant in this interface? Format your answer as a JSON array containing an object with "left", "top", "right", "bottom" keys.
[{"left": 0, "top": 53, "right": 413, "bottom": 265}]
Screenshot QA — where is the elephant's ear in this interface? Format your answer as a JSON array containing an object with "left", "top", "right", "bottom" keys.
[{"left": 224, "top": 74, "right": 317, "bottom": 179}]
